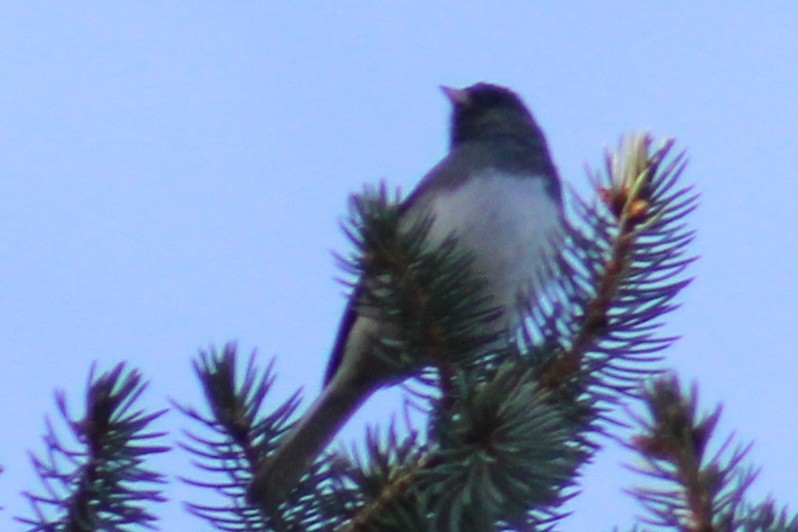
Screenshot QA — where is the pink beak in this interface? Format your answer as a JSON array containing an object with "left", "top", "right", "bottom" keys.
[{"left": 440, "top": 85, "right": 471, "bottom": 106}]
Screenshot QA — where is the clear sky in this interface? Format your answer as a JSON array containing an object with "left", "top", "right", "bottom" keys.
[{"left": 2, "top": 3, "right": 797, "bottom": 530}]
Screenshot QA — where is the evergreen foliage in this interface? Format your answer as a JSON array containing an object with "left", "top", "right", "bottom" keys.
[
  {"left": 626, "top": 375, "right": 798, "bottom": 531},
  {"left": 19, "top": 364, "right": 168, "bottom": 530},
  {"left": 11, "top": 135, "right": 795, "bottom": 531}
]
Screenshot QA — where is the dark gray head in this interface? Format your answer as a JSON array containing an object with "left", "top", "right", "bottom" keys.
[
  {"left": 442, "top": 83, "right": 544, "bottom": 149},
  {"left": 441, "top": 83, "right": 557, "bottom": 180}
]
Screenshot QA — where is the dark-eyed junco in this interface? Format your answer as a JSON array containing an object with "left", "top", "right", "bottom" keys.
[{"left": 248, "top": 82, "right": 564, "bottom": 508}]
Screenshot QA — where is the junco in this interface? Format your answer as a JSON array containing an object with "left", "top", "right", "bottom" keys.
[{"left": 247, "top": 82, "right": 564, "bottom": 508}]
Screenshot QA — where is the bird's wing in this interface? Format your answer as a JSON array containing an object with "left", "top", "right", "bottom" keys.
[
  {"left": 323, "top": 146, "right": 479, "bottom": 387},
  {"left": 323, "top": 286, "right": 361, "bottom": 387}
]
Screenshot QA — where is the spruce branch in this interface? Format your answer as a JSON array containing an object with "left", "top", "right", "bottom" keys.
[
  {"left": 175, "top": 344, "right": 316, "bottom": 531},
  {"left": 534, "top": 134, "right": 697, "bottom": 403},
  {"left": 625, "top": 374, "right": 797, "bottom": 531},
  {"left": 336, "top": 183, "right": 504, "bottom": 382},
  {"left": 424, "top": 365, "right": 587, "bottom": 530},
  {"left": 19, "top": 363, "right": 169, "bottom": 531}
]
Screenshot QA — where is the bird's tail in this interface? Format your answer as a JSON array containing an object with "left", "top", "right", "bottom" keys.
[{"left": 246, "top": 377, "right": 373, "bottom": 510}]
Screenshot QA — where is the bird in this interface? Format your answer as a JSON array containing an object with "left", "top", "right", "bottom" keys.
[{"left": 247, "top": 82, "right": 565, "bottom": 509}]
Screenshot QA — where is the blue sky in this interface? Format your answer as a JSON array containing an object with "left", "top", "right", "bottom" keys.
[{"left": 2, "top": 3, "right": 797, "bottom": 529}]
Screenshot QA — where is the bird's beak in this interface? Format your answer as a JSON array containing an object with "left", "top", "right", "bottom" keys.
[{"left": 440, "top": 85, "right": 471, "bottom": 106}]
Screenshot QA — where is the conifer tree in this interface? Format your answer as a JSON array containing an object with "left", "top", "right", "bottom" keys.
[{"left": 15, "top": 135, "right": 796, "bottom": 531}]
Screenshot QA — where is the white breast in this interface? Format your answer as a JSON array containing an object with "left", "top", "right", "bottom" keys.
[{"left": 411, "top": 170, "right": 562, "bottom": 322}]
